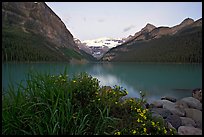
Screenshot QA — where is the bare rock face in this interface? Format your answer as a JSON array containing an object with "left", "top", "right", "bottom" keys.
[
  {"left": 141, "top": 23, "right": 156, "bottom": 33},
  {"left": 171, "top": 18, "right": 194, "bottom": 34},
  {"left": 2, "top": 2, "right": 78, "bottom": 51}
]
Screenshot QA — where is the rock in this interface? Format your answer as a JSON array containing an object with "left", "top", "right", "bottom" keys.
[
  {"left": 181, "top": 97, "right": 202, "bottom": 110},
  {"left": 184, "top": 108, "right": 202, "bottom": 129},
  {"left": 178, "top": 126, "right": 202, "bottom": 135},
  {"left": 165, "top": 115, "right": 182, "bottom": 129},
  {"left": 180, "top": 117, "right": 196, "bottom": 127},
  {"left": 192, "top": 88, "right": 202, "bottom": 103},
  {"left": 150, "top": 100, "right": 163, "bottom": 108},
  {"left": 166, "top": 121, "right": 176, "bottom": 131},
  {"left": 150, "top": 108, "right": 172, "bottom": 119},
  {"left": 151, "top": 112, "right": 165, "bottom": 126},
  {"left": 162, "top": 100, "right": 185, "bottom": 116},
  {"left": 161, "top": 96, "right": 177, "bottom": 102},
  {"left": 175, "top": 100, "right": 189, "bottom": 109}
]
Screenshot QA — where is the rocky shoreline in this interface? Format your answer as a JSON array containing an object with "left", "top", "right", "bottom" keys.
[{"left": 147, "top": 88, "right": 202, "bottom": 135}]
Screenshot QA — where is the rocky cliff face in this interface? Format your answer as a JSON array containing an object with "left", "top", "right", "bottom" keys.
[
  {"left": 123, "top": 18, "right": 198, "bottom": 45},
  {"left": 2, "top": 2, "right": 78, "bottom": 51}
]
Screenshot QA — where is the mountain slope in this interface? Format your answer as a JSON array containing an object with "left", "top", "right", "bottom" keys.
[
  {"left": 2, "top": 2, "right": 94, "bottom": 62},
  {"left": 101, "top": 18, "right": 202, "bottom": 63}
]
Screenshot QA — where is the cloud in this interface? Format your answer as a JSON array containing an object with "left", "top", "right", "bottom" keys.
[
  {"left": 123, "top": 25, "right": 135, "bottom": 32},
  {"left": 83, "top": 17, "right": 86, "bottom": 22},
  {"left": 98, "top": 19, "right": 105, "bottom": 22}
]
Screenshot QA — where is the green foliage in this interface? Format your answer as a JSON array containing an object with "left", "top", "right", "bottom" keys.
[
  {"left": 59, "top": 47, "right": 83, "bottom": 60},
  {"left": 2, "top": 25, "right": 70, "bottom": 62},
  {"left": 2, "top": 71, "right": 177, "bottom": 135}
]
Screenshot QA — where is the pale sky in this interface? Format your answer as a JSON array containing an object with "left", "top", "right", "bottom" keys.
[{"left": 46, "top": 2, "right": 202, "bottom": 41}]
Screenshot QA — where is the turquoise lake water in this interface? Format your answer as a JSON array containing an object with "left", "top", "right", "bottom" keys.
[{"left": 2, "top": 62, "right": 202, "bottom": 103}]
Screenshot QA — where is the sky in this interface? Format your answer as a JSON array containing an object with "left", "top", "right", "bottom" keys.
[{"left": 46, "top": 2, "right": 202, "bottom": 41}]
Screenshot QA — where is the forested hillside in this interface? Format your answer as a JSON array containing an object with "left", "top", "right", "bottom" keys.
[{"left": 102, "top": 18, "right": 202, "bottom": 63}]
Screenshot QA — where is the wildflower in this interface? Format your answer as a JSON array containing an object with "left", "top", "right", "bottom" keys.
[
  {"left": 143, "top": 109, "right": 147, "bottom": 114},
  {"left": 142, "top": 123, "right": 145, "bottom": 126},
  {"left": 137, "top": 109, "right": 141, "bottom": 113},
  {"left": 151, "top": 121, "right": 155, "bottom": 127},
  {"left": 164, "top": 129, "right": 167, "bottom": 134},
  {"left": 114, "top": 131, "right": 121, "bottom": 135},
  {"left": 137, "top": 118, "right": 140, "bottom": 123},
  {"left": 132, "top": 130, "right": 136, "bottom": 134},
  {"left": 143, "top": 128, "right": 147, "bottom": 133},
  {"left": 115, "top": 102, "right": 118, "bottom": 104},
  {"left": 98, "top": 98, "right": 100, "bottom": 101},
  {"left": 143, "top": 116, "right": 147, "bottom": 120},
  {"left": 73, "top": 80, "right": 76, "bottom": 83},
  {"left": 59, "top": 75, "right": 62, "bottom": 78}
]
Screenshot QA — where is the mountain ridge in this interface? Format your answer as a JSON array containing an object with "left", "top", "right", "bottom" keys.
[
  {"left": 2, "top": 2, "right": 95, "bottom": 62},
  {"left": 101, "top": 17, "right": 202, "bottom": 63}
]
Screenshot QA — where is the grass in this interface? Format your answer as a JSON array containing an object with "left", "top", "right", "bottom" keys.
[{"left": 2, "top": 69, "right": 177, "bottom": 135}]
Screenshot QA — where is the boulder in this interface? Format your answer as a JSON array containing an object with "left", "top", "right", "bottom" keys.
[
  {"left": 166, "top": 121, "right": 176, "bottom": 132},
  {"left": 162, "top": 100, "right": 185, "bottom": 116},
  {"left": 150, "top": 100, "right": 163, "bottom": 108},
  {"left": 151, "top": 112, "right": 165, "bottom": 126},
  {"left": 165, "top": 115, "right": 182, "bottom": 129},
  {"left": 184, "top": 108, "right": 202, "bottom": 129},
  {"left": 175, "top": 100, "right": 189, "bottom": 109},
  {"left": 181, "top": 97, "right": 202, "bottom": 110},
  {"left": 178, "top": 126, "right": 202, "bottom": 135},
  {"left": 161, "top": 96, "right": 177, "bottom": 102},
  {"left": 180, "top": 117, "right": 196, "bottom": 127},
  {"left": 192, "top": 88, "right": 202, "bottom": 103},
  {"left": 150, "top": 108, "right": 172, "bottom": 119}
]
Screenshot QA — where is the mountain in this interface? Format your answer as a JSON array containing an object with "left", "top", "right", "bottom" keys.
[
  {"left": 101, "top": 18, "right": 202, "bottom": 63},
  {"left": 2, "top": 2, "right": 93, "bottom": 62},
  {"left": 81, "top": 37, "right": 125, "bottom": 59}
]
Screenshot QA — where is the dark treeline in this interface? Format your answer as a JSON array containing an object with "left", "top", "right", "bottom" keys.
[{"left": 104, "top": 26, "right": 202, "bottom": 63}]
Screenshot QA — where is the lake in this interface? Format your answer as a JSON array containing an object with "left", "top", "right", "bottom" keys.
[{"left": 2, "top": 62, "right": 202, "bottom": 103}]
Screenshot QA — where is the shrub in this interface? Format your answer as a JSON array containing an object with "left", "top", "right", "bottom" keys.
[{"left": 2, "top": 71, "right": 177, "bottom": 135}]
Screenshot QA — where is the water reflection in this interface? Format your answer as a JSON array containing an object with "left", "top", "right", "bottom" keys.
[{"left": 2, "top": 62, "right": 202, "bottom": 103}]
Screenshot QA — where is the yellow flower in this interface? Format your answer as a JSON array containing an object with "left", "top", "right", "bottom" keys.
[
  {"left": 143, "top": 128, "right": 147, "bottom": 133},
  {"left": 132, "top": 130, "right": 136, "bottom": 134},
  {"left": 143, "top": 116, "right": 147, "bottom": 120},
  {"left": 137, "top": 118, "right": 140, "bottom": 123},
  {"left": 151, "top": 121, "right": 155, "bottom": 126},
  {"left": 114, "top": 131, "right": 121, "bottom": 135},
  {"left": 164, "top": 129, "right": 167, "bottom": 134},
  {"left": 143, "top": 109, "right": 147, "bottom": 114},
  {"left": 137, "top": 109, "right": 141, "bottom": 113},
  {"left": 73, "top": 80, "right": 76, "bottom": 83}
]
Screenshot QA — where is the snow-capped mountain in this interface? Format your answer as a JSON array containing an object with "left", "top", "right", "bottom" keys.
[
  {"left": 74, "top": 37, "right": 125, "bottom": 60},
  {"left": 82, "top": 37, "right": 124, "bottom": 48}
]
